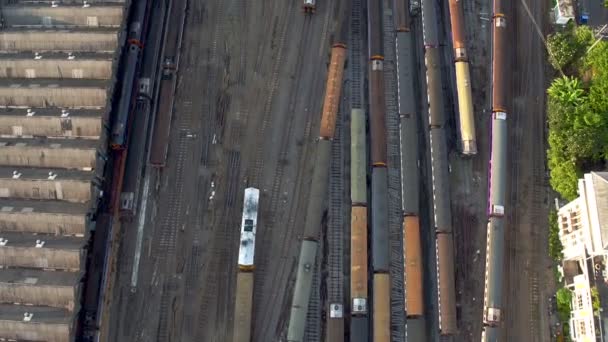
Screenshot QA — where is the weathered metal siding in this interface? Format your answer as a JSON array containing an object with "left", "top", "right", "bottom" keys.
[
  {"left": 371, "top": 168, "right": 389, "bottom": 272},
  {"left": 0, "top": 84, "right": 107, "bottom": 108},
  {"left": 436, "top": 233, "right": 457, "bottom": 334},
  {"left": 372, "top": 273, "right": 390, "bottom": 342},
  {"left": 0, "top": 246, "right": 83, "bottom": 271},
  {"left": 0, "top": 145, "right": 96, "bottom": 170},
  {"left": 232, "top": 272, "right": 253, "bottom": 342},
  {"left": 404, "top": 216, "right": 423, "bottom": 316},
  {"left": 2, "top": 6, "right": 124, "bottom": 27},
  {"left": 350, "top": 109, "right": 367, "bottom": 206},
  {"left": 320, "top": 45, "right": 346, "bottom": 140},
  {"left": 0, "top": 31, "right": 118, "bottom": 52},
  {"left": 0, "top": 279, "right": 79, "bottom": 311},
  {"left": 0, "top": 211, "right": 87, "bottom": 236},
  {"left": 0, "top": 116, "right": 102, "bottom": 138},
  {"left": 0, "top": 306, "right": 73, "bottom": 342},
  {"left": 350, "top": 206, "right": 368, "bottom": 314},
  {"left": 0, "top": 179, "right": 91, "bottom": 203}
]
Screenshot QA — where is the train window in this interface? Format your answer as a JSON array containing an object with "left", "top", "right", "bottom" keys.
[{"left": 244, "top": 219, "right": 254, "bottom": 232}]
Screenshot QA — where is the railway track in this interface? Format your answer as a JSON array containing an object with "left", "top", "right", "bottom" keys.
[{"left": 382, "top": 3, "right": 406, "bottom": 341}]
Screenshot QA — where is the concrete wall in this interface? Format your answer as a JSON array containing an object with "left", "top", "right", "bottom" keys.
[
  {"left": 0, "top": 116, "right": 102, "bottom": 138},
  {"left": 0, "top": 211, "right": 87, "bottom": 235},
  {"left": 0, "top": 246, "right": 83, "bottom": 271},
  {"left": 0, "top": 319, "right": 72, "bottom": 342},
  {"left": 0, "top": 145, "right": 96, "bottom": 169},
  {"left": 0, "top": 59, "right": 113, "bottom": 79},
  {"left": 0, "top": 84, "right": 107, "bottom": 108},
  {"left": 2, "top": 6, "right": 124, "bottom": 27},
  {"left": 0, "top": 179, "right": 92, "bottom": 203},
  {"left": 0, "top": 31, "right": 118, "bottom": 52},
  {"left": 0, "top": 281, "right": 79, "bottom": 311}
]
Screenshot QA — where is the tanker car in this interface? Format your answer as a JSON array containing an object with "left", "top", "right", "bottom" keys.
[
  {"left": 420, "top": 0, "right": 458, "bottom": 333},
  {"left": 232, "top": 187, "right": 260, "bottom": 342},
  {"left": 110, "top": 0, "right": 149, "bottom": 149},
  {"left": 447, "top": 0, "right": 477, "bottom": 155},
  {"left": 482, "top": 0, "right": 508, "bottom": 339},
  {"left": 287, "top": 43, "right": 346, "bottom": 342}
]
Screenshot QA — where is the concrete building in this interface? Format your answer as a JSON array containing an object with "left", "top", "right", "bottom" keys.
[
  {"left": 558, "top": 172, "right": 608, "bottom": 341},
  {"left": 0, "top": 0, "right": 127, "bottom": 340},
  {"left": 554, "top": 0, "right": 575, "bottom": 25}
]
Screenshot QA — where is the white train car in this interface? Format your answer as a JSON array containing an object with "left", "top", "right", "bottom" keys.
[
  {"left": 303, "top": 0, "right": 316, "bottom": 13},
  {"left": 238, "top": 187, "right": 260, "bottom": 271}
]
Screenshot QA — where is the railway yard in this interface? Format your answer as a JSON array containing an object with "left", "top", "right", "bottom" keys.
[{"left": 0, "top": 0, "right": 556, "bottom": 342}]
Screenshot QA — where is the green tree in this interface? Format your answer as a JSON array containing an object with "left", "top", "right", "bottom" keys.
[
  {"left": 557, "top": 287, "right": 573, "bottom": 322},
  {"left": 547, "top": 30, "right": 579, "bottom": 71},
  {"left": 548, "top": 210, "right": 564, "bottom": 262},
  {"left": 592, "top": 287, "right": 601, "bottom": 314},
  {"left": 549, "top": 158, "right": 579, "bottom": 200},
  {"left": 548, "top": 76, "right": 586, "bottom": 106}
]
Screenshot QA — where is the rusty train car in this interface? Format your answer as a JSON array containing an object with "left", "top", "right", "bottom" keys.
[
  {"left": 420, "top": 0, "right": 458, "bottom": 333},
  {"left": 447, "top": 0, "right": 477, "bottom": 155},
  {"left": 482, "top": 0, "right": 508, "bottom": 340},
  {"left": 287, "top": 43, "right": 346, "bottom": 342}
]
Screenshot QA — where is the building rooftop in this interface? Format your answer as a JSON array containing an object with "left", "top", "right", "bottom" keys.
[
  {"left": 0, "top": 78, "right": 108, "bottom": 88},
  {"left": 0, "top": 232, "right": 85, "bottom": 250},
  {"left": 0, "top": 107, "right": 104, "bottom": 118},
  {"left": 557, "top": 0, "right": 575, "bottom": 18},
  {"left": 0, "top": 268, "right": 80, "bottom": 287},
  {"left": 12, "top": 0, "right": 125, "bottom": 3},
  {"left": 0, "top": 51, "right": 114, "bottom": 61},
  {"left": 0, "top": 137, "right": 99, "bottom": 149},
  {"left": 0, "top": 304, "right": 72, "bottom": 323},
  {"left": 0, "top": 166, "right": 93, "bottom": 181},
  {"left": 0, "top": 198, "right": 88, "bottom": 215},
  {"left": 590, "top": 172, "right": 608, "bottom": 249},
  {"left": 0, "top": 27, "right": 119, "bottom": 34}
]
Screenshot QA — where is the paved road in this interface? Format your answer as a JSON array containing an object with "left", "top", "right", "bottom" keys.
[{"left": 106, "top": 0, "right": 340, "bottom": 341}]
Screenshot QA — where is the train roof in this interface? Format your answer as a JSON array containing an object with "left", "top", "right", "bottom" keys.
[{"left": 238, "top": 187, "right": 260, "bottom": 268}]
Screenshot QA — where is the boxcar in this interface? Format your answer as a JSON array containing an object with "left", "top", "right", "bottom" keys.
[
  {"left": 371, "top": 168, "right": 389, "bottom": 272},
  {"left": 404, "top": 216, "right": 423, "bottom": 317},
  {"left": 350, "top": 109, "right": 367, "bottom": 206},
  {"left": 436, "top": 233, "right": 457, "bottom": 334}
]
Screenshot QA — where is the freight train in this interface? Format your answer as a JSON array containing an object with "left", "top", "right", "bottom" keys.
[
  {"left": 110, "top": 0, "right": 149, "bottom": 149},
  {"left": 287, "top": 43, "right": 346, "bottom": 342},
  {"left": 482, "top": 0, "right": 508, "bottom": 339},
  {"left": 395, "top": 1, "right": 428, "bottom": 339},
  {"left": 420, "top": 0, "right": 458, "bottom": 333},
  {"left": 447, "top": 0, "right": 477, "bottom": 155},
  {"left": 232, "top": 188, "right": 260, "bottom": 342},
  {"left": 367, "top": 0, "right": 391, "bottom": 340}
]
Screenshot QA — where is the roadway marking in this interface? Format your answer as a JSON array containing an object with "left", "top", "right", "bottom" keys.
[{"left": 131, "top": 171, "right": 151, "bottom": 289}]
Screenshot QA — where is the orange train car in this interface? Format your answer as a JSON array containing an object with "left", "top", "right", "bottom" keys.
[
  {"left": 319, "top": 43, "right": 347, "bottom": 139},
  {"left": 404, "top": 216, "right": 423, "bottom": 317},
  {"left": 351, "top": 206, "right": 368, "bottom": 314},
  {"left": 373, "top": 273, "right": 390, "bottom": 342},
  {"left": 436, "top": 233, "right": 457, "bottom": 334}
]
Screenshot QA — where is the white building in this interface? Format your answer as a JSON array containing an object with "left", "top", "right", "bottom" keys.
[
  {"left": 570, "top": 274, "right": 596, "bottom": 342},
  {"left": 553, "top": 0, "right": 575, "bottom": 25},
  {"left": 558, "top": 172, "right": 608, "bottom": 260},
  {"left": 557, "top": 172, "right": 608, "bottom": 342}
]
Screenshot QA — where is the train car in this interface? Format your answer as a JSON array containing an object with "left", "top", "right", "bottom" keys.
[
  {"left": 369, "top": 59, "right": 387, "bottom": 167},
  {"left": 110, "top": 0, "right": 148, "bottom": 148},
  {"left": 351, "top": 206, "right": 368, "bottom": 314},
  {"left": 406, "top": 317, "right": 427, "bottom": 342},
  {"left": 455, "top": 61, "right": 476, "bottom": 155},
  {"left": 492, "top": 15, "right": 507, "bottom": 112},
  {"left": 436, "top": 233, "right": 457, "bottom": 334},
  {"left": 488, "top": 112, "right": 507, "bottom": 216},
  {"left": 326, "top": 304, "right": 344, "bottom": 342},
  {"left": 420, "top": 0, "right": 438, "bottom": 47},
  {"left": 404, "top": 216, "right": 423, "bottom": 317},
  {"left": 303, "top": 0, "right": 316, "bottom": 14},
  {"left": 371, "top": 168, "right": 389, "bottom": 273},
  {"left": 367, "top": 0, "right": 383, "bottom": 58},
  {"left": 483, "top": 219, "right": 504, "bottom": 327},
  {"left": 232, "top": 272, "right": 254, "bottom": 342},
  {"left": 394, "top": 0, "right": 410, "bottom": 32},
  {"left": 350, "top": 316, "right": 369, "bottom": 342},
  {"left": 429, "top": 129, "right": 452, "bottom": 233},
  {"left": 238, "top": 188, "right": 260, "bottom": 271},
  {"left": 148, "top": 79, "right": 172, "bottom": 167},
  {"left": 351, "top": 109, "right": 367, "bottom": 206},
  {"left": 447, "top": 0, "right": 467, "bottom": 60},
  {"left": 425, "top": 50, "right": 445, "bottom": 128},
  {"left": 320, "top": 44, "right": 347, "bottom": 140},
  {"left": 303, "top": 139, "right": 331, "bottom": 238},
  {"left": 287, "top": 238, "right": 318, "bottom": 342},
  {"left": 373, "top": 273, "right": 390, "bottom": 342},
  {"left": 481, "top": 325, "right": 500, "bottom": 342},
  {"left": 396, "top": 31, "right": 419, "bottom": 216}
]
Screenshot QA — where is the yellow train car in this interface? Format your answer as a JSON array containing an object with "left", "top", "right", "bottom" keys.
[{"left": 455, "top": 61, "right": 477, "bottom": 156}]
